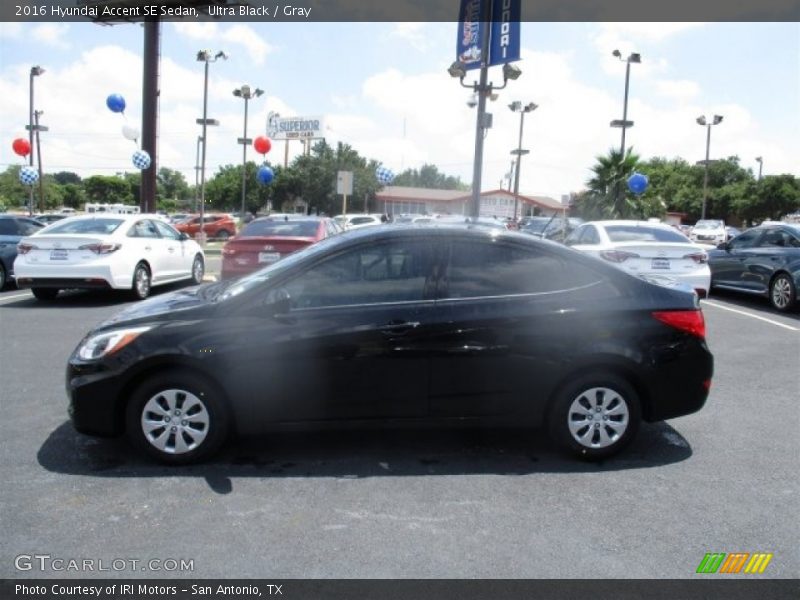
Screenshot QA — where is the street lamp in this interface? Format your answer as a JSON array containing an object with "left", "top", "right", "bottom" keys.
[
  {"left": 196, "top": 50, "right": 227, "bottom": 245},
  {"left": 509, "top": 101, "right": 538, "bottom": 221},
  {"left": 610, "top": 50, "right": 641, "bottom": 157},
  {"left": 755, "top": 156, "right": 763, "bottom": 181},
  {"left": 27, "top": 65, "right": 44, "bottom": 216},
  {"left": 448, "top": 53, "right": 523, "bottom": 218},
  {"left": 696, "top": 114, "right": 723, "bottom": 220},
  {"left": 233, "top": 85, "right": 264, "bottom": 223}
]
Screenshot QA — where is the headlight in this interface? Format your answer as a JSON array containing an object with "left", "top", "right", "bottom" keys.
[{"left": 76, "top": 326, "right": 152, "bottom": 360}]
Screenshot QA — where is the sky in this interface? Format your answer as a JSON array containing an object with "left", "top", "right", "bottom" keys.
[{"left": 0, "top": 20, "right": 798, "bottom": 203}]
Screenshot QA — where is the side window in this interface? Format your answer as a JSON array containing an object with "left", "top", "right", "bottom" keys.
[
  {"left": 283, "top": 240, "right": 436, "bottom": 309},
  {"left": 128, "top": 220, "right": 159, "bottom": 239},
  {"left": 729, "top": 229, "right": 761, "bottom": 249},
  {"left": 443, "top": 240, "right": 604, "bottom": 299},
  {"left": 153, "top": 220, "right": 181, "bottom": 240},
  {"left": 564, "top": 226, "right": 582, "bottom": 246},
  {"left": 580, "top": 225, "right": 601, "bottom": 245},
  {"left": 17, "top": 219, "right": 43, "bottom": 236},
  {"left": 0, "top": 220, "right": 16, "bottom": 235}
]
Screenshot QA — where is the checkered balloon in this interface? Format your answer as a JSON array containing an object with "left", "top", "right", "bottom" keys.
[
  {"left": 19, "top": 166, "right": 39, "bottom": 186},
  {"left": 132, "top": 149, "right": 151, "bottom": 170},
  {"left": 375, "top": 165, "right": 395, "bottom": 185}
]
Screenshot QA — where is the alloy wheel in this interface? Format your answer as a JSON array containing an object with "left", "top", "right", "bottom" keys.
[
  {"left": 567, "top": 386, "right": 630, "bottom": 449},
  {"left": 140, "top": 389, "right": 210, "bottom": 455}
]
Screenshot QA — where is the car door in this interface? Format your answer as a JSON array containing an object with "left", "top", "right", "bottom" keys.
[
  {"left": 430, "top": 236, "right": 620, "bottom": 422},
  {"left": 126, "top": 219, "right": 171, "bottom": 282},
  {"left": 152, "top": 219, "right": 188, "bottom": 278},
  {"left": 741, "top": 227, "right": 800, "bottom": 294},
  {"left": 710, "top": 228, "right": 764, "bottom": 290},
  {"left": 218, "top": 237, "right": 447, "bottom": 425}
]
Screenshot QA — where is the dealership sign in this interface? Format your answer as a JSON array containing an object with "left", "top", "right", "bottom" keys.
[
  {"left": 456, "top": 0, "right": 520, "bottom": 70},
  {"left": 266, "top": 114, "right": 325, "bottom": 140}
]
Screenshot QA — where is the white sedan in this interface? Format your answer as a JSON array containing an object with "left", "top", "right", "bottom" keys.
[
  {"left": 564, "top": 220, "right": 711, "bottom": 297},
  {"left": 14, "top": 214, "right": 205, "bottom": 301}
]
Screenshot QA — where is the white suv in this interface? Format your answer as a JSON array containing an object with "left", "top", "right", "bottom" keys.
[{"left": 690, "top": 219, "right": 727, "bottom": 246}]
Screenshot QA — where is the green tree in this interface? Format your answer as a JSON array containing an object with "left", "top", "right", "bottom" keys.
[
  {"left": 83, "top": 175, "right": 133, "bottom": 205},
  {"left": 0, "top": 166, "right": 29, "bottom": 208},
  {"left": 157, "top": 167, "right": 190, "bottom": 203},
  {"left": 52, "top": 171, "right": 81, "bottom": 185},
  {"left": 734, "top": 174, "right": 800, "bottom": 224},
  {"left": 393, "top": 163, "right": 468, "bottom": 190}
]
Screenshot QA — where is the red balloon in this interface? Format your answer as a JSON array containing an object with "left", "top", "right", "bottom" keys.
[
  {"left": 253, "top": 136, "right": 272, "bottom": 155},
  {"left": 12, "top": 138, "right": 31, "bottom": 157}
]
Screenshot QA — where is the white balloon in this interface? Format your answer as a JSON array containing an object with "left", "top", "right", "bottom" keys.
[{"left": 122, "top": 124, "right": 140, "bottom": 141}]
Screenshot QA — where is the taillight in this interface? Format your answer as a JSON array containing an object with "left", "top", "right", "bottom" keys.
[
  {"left": 652, "top": 310, "right": 706, "bottom": 339},
  {"left": 78, "top": 243, "right": 121, "bottom": 255},
  {"left": 600, "top": 250, "right": 640, "bottom": 263},
  {"left": 17, "top": 242, "right": 36, "bottom": 255},
  {"left": 684, "top": 252, "right": 708, "bottom": 264}
]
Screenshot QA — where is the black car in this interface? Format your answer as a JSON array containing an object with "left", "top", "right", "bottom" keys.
[
  {"left": 707, "top": 223, "right": 800, "bottom": 312},
  {"left": 67, "top": 225, "right": 713, "bottom": 464},
  {"left": 0, "top": 215, "right": 44, "bottom": 289}
]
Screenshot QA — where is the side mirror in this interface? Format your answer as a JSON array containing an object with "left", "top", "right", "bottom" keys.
[
  {"left": 716, "top": 241, "right": 729, "bottom": 251},
  {"left": 266, "top": 287, "right": 292, "bottom": 316},
  {"left": 179, "top": 232, "right": 189, "bottom": 241}
]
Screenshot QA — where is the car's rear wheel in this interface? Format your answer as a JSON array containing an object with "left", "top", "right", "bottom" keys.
[
  {"left": 131, "top": 262, "right": 151, "bottom": 300},
  {"left": 0, "top": 262, "right": 6, "bottom": 290},
  {"left": 216, "top": 230, "right": 231, "bottom": 241},
  {"left": 769, "top": 273, "right": 796, "bottom": 312},
  {"left": 191, "top": 254, "right": 205, "bottom": 285},
  {"left": 126, "top": 371, "right": 230, "bottom": 465},
  {"left": 548, "top": 373, "right": 641, "bottom": 461},
  {"left": 32, "top": 287, "right": 59, "bottom": 300}
]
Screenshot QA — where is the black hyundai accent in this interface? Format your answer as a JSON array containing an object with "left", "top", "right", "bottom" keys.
[{"left": 67, "top": 224, "right": 713, "bottom": 464}]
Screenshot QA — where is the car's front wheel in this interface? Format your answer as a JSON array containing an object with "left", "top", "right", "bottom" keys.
[
  {"left": 548, "top": 373, "right": 641, "bottom": 461},
  {"left": 126, "top": 371, "right": 230, "bottom": 464},
  {"left": 0, "top": 262, "right": 6, "bottom": 290},
  {"left": 769, "top": 273, "right": 796, "bottom": 312}
]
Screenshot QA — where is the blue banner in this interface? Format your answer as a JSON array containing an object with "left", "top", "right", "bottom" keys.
[
  {"left": 456, "top": 0, "right": 486, "bottom": 71},
  {"left": 457, "top": 0, "right": 520, "bottom": 70},
  {"left": 489, "top": 0, "right": 521, "bottom": 66}
]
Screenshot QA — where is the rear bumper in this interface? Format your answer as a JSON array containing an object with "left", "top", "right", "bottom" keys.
[{"left": 14, "top": 262, "right": 130, "bottom": 289}]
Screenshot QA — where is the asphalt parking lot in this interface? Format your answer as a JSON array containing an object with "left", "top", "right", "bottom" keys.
[{"left": 0, "top": 258, "right": 797, "bottom": 579}]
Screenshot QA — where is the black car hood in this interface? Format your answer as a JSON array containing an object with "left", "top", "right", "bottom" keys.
[{"left": 96, "top": 284, "right": 219, "bottom": 330}]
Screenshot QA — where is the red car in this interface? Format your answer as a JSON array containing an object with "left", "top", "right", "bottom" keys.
[
  {"left": 175, "top": 214, "right": 237, "bottom": 240},
  {"left": 221, "top": 216, "right": 342, "bottom": 279}
]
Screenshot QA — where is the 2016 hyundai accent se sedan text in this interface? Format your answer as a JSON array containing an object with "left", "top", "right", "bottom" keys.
[{"left": 67, "top": 225, "right": 714, "bottom": 464}]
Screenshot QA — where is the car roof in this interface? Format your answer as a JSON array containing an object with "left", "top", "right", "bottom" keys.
[{"left": 586, "top": 220, "right": 674, "bottom": 229}]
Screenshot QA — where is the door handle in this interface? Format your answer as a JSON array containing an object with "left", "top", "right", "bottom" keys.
[
  {"left": 168, "top": 247, "right": 175, "bottom": 253},
  {"left": 378, "top": 321, "right": 420, "bottom": 335},
  {"left": 144, "top": 246, "right": 152, "bottom": 251}
]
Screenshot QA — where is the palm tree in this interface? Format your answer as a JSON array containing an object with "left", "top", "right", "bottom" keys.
[{"left": 586, "top": 147, "right": 641, "bottom": 218}]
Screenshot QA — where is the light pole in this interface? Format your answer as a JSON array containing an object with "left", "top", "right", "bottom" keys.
[
  {"left": 610, "top": 50, "right": 641, "bottom": 156},
  {"left": 755, "top": 156, "right": 763, "bottom": 181},
  {"left": 27, "top": 66, "right": 44, "bottom": 216},
  {"left": 509, "top": 101, "right": 537, "bottom": 221},
  {"left": 233, "top": 85, "right": 264, "bottom": 223},
  {"left": 696, "top": 114, "right": 723, "bottom": 220},
  {"left": 194, "top": 135, "right": 202, "bottom": 212},
  {"left": 448, "top": 45, "right": 522, "bottom": 218},
  {"left": 196, "top": 50, "right": 227, "bottom": 244}
]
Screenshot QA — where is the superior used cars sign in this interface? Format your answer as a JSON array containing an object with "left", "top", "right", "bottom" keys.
[{"left": 266, "top": 114, "right": 325, "bottom": 140}]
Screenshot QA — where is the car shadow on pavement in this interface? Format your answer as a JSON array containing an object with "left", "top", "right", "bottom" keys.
[
  {"left": 38, "top": 421, "right": 692, "bottom": 494},
  {"left": 706, "top": 289, "right": 800, "bottom": 321},
  {"left": 2, "top": 282, "right": 197, "bottom": 308}
]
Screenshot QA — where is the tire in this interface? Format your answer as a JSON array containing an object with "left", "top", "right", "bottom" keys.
[
  {"left": 0, "top": 262, "right": 6, "bottom": 290},
  {"left": 548, "top": 372, "right": 641, "bottom": 461},
  {"left": 131, "top": 262, "right": 151, "bottom": 300},
  {"left": 769, "top": 273, "right": 796, "bottom": 312},
  {"left": 32, "top": 287, "right": 59, "bottom": 301},
  {"left": 216, "top": 230, "right": 231, "bottom": 241},
  {"left": 190, "top": 254, "right": 205, "bottom": 285},
  {"left": 125, "top": 370, "right": 230, "bottom": 465}
]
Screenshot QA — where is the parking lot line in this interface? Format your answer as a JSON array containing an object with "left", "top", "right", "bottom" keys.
[
  {"left": 702, "top": 300, "right": 799, "bottom": 332},
  {"left": 0, "top": 292, "right": 32, "bottom": 304}
]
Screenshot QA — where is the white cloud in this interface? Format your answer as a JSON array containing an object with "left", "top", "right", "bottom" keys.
[
  {"left": 173, "top": 22, "right": 274, "bottom": 66},
  {"left": 32, "top": 24, "right": 71, "bottom": 49},
  {"left": 655, "top": 79, "right": 701, "bottom": 101},
  {"left": 389, "top": 23, "right": 433, "bottom": 52}
]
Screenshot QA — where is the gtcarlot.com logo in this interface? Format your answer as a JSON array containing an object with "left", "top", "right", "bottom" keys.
[
  {"left": 14, "top": 554, "right": 194, "bottom": 573},
  {"left": 696, "top": 552, "right": 773, "bottom": 574}
]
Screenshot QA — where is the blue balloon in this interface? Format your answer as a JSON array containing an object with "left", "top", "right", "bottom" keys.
[
  {"left": 257, "top": 165, "right": 274, "bottom": 185},
  {"left": 627, "top": 172, "right": 649, "bottom": 195},
  {"left": 106, "top": 93, "right": 126, "bottom": 113}
]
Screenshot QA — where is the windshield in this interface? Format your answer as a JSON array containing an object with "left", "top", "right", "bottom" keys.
[
  {"left": 694, "top": 220, "right": 723, "bottom": 230},
  {"left": 45, "top": 218, "right": 125, "bottom": 235},
  {"left": 240, "top": 220, "right": 320, "bottom": 237},
  {"left": 606, "top": 225, "right": 690, "bottom": 243}
]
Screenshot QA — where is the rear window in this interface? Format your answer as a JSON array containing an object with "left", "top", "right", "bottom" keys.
[
  {"left": 349, "top": 216, "right": 376, "bottom": 226},
  {"left": 241, "top": 220, "right": 320, "bottom": 237},
  {"left": 46, "top": 218, "right": 125, "bottom": 235},
  {"left": 605, "top": 225, "right": 688, "bottom": 243}
]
